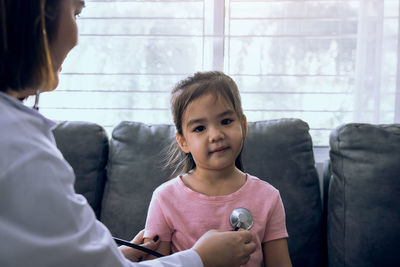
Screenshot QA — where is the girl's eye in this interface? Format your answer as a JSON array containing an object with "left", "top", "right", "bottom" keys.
[
  {"left": 221, "top": 118, "right": 233, "bottom": 125},
  {"left": 193, "top": 126, "right": 205, "bottom": 132}
]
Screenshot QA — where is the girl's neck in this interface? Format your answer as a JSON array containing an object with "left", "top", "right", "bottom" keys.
[
  {"left": 183, "top": 166, "right": 246, "bottom": 196},
  {"left": 194, "top": 165, "right": 238, "bottom": 181}
]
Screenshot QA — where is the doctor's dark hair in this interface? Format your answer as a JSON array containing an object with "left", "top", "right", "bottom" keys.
[
  {"left": 0, "top": 0, "right": 60, "bottom": 93},
  {"left": 165, "top": 71, "right": 246, "bottom": 177}
]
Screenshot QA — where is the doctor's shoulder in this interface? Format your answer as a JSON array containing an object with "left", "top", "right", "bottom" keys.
[{"left": 0, "top": 109, "right": 69, "bottom": 181}]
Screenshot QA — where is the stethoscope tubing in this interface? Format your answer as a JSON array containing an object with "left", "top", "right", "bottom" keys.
[{"left": 113, "top": 237, "right": 165, "bottom": 258}]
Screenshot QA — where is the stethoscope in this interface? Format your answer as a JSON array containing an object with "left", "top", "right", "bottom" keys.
[
  {"left": 114, "top": 207, "right": 254, "bottom": 258},
  {"left": 229, "top": 207, "right": 253, "bottom": 231}
]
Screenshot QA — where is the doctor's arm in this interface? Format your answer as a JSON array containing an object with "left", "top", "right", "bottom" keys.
[{"left": 123, "top": 228, "right": 256, "bottom": 267}]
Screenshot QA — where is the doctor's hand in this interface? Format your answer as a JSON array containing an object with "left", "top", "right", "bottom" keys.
[
  {"left": 119, "top": 230, "right": 160, "bottom": 262},
  {"left": 193, "top": 229, "right": 256, "bottom": 267}
]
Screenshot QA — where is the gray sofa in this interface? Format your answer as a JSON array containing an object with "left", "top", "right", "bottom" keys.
[{"left": 52, "top": 118, "right": 400, "bottom": 267}]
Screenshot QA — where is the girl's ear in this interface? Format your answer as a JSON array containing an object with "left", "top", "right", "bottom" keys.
[
  {"left": 242, "top": 115, "right": 248, "bottom": 137},
  {"left": 176, "top": 133, "right": 190, "bottom": 153}
]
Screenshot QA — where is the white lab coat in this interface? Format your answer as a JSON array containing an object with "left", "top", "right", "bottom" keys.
[{"left": 0, "top": 92, "right": 202, "bottom": 267}]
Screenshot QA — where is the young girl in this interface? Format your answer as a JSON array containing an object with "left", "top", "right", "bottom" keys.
[{"left": 144, "top": 71, "right": 292, "bottom": 266}]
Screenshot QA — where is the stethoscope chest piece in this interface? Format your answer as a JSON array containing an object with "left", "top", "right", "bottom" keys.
[{"left": 230, "top": 207, "right": 253, "bottom": 230}]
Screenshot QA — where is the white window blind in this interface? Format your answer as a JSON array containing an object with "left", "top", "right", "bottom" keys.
[{"left": 33, "top": 0, "right": 400, "bottom": 146}]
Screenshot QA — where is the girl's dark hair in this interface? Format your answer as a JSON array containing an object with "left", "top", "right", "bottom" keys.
[
  {"left": 166, "top": 71, "right": 246, "bottom": 177},
  {"left": 0, "top": 0, "right": 60, "bottom": 93}
]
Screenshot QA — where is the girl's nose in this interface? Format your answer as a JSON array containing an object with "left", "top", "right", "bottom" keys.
[{"left": 208, "top": 127, "right": 224, "bottom": 142}]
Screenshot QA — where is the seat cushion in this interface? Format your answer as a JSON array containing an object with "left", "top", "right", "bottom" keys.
[
  {"left": 53, "top": 121, "right": 108, "bottom": 219},
  {"left": 244, "top": 119, "right": 323, "bottom": 267},
  {"left": 328, "top": 123, "right": 400, "bottom": 267}
]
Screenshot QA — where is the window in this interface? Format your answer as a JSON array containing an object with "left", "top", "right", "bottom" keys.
[{"left": 32, "top": 0, "right": 400, "bottom": 146}]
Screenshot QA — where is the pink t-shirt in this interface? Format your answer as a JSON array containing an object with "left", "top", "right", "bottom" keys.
[{"left": 144, "top": 174, "right": 288, "bottom": 267}]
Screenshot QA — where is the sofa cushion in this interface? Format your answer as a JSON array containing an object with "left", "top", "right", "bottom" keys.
[
  {"left": 243, "top": 119, "right": 323, "bottom": 267},
  {"left": 101, "top": 121, "right": 176, "bottom": 239},
  {"left": 53, "top": 121, "right": 108, "bottom": 219},
  {"left": 328, "top": 123, "right": 400, "bottom": 267}
]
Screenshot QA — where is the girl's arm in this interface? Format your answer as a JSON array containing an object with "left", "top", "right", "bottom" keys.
[
  {"left": 142, "top": 239, "right": 171, "bottom": 261},
  {"left": 262, "top": 238, "right": 292, "bottom": 267},
  {"left": 142, "top": 190, "right": 171, "bottom": 260}
]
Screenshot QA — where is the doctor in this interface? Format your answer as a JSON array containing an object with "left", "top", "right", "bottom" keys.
[{"left": 0, "top": 0, "right": 256, "bottom": 266}]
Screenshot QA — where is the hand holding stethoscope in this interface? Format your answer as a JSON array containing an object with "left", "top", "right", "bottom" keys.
[{"left": 114, "top": 207, "right": 254, "bottom": 257}]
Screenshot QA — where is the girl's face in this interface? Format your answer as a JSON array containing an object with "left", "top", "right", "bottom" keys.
[
  {"left": 177, "top": 93, "right": 247, "bottom": 172},
  {"left": 46, "top": 0, "right": 84, "bottom": 91}
]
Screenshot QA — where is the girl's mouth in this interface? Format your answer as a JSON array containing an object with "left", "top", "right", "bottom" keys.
[{"left": 210, "top": 146, "right": 229, "bottom": 153}]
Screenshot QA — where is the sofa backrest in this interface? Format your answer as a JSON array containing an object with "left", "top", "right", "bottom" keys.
[
  {"left": 243, "top": 119, "right": 323, "bottom": 267},
  {"left": 101, "top": 122, "right": 176, "bottom": 240},
  {"left": 101, "top": 118, "right": 323, "bottom": 267},
  {"left": 53, "top": 121, "right": 108, "bottom": 219},
  {"left": 328, "top": 123, "right": 400, "bottom": 267}
]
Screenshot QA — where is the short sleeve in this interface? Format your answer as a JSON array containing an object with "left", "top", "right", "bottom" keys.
[
  {"left": 144, "top": 191, "right": 173, "bottom": 241},
  {"left": 262, "top": 192, "right": 289, "bottom": 243}
]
